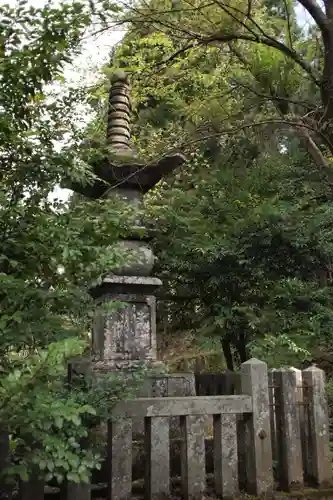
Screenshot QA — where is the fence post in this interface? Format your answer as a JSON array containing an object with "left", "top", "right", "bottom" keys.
[
  {"left": 180, "top": 415, "right": 206, "bottom": 500},
  {"left": 233, "top": 373, "right": 246, "bottom": 491},
  {"left": 213, "top": 413, "right": 239, "bottom": 499},
  {"left": 145, "top": 416, "right": 170, "bottom": 500},
  {"left": 274, "top": 368, "right": 303, "bottom": 490},
  {"left": 241, "top": 358, "right": 273, "bottom": 495},
  {"left": 302, "top": 366, "right": 332, "bottom": 486},
  {"left": 108, "top": 417, "right": 132, "bottom": 500}
]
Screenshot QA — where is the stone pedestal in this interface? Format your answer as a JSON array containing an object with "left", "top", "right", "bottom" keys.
[{"left": 92, "top": 276, "right": 162, "bottom": 370}]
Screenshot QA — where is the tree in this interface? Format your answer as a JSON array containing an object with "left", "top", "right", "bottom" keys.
[
  {"left": 147, "top": 145, "right": 333, "bottom": 369},
  {"left": 0, "top": 0, "right": 136, "bottom": 487}
]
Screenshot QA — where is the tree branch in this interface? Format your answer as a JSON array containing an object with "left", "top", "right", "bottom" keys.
[
  {"left": 296, "top": 125, "right": 331, "bottom": 168},
  {"left": 230, "top": 78, "right": 315, "bottom": 111},
  {"left": 323, "top": 0, "right": 333, "bottom": 20},
  {"left": 157, "top": 30, "right": 320, "bottom": 89},
  {"left": 297, "top": 0, "right": 328, "bottom": 31},
  {"left": 203, "top": 32, "right": 320, "bottom": 86},
  {"left": 177, "top": 118, "right": 333, "bottom": 160},
  {"left": 283, "top": 0, "right": 294, "bottom": 48}
]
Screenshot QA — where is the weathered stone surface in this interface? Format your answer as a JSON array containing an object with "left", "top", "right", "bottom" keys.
[
  {"left": 213, "top": 413, "right": 239, "bottom": 498},
  {"left": 107, "top": 72, "right": 131, "bottom": 151},
  {"left": 91, "top": 276, "right": 164, "bottom": 371},
  {"left": 152, "top": 373, "right": 197, "bottom": 437},
  {"left": 274, "top": 368, "right": 303, "bottom": 490},
  {"left": 180, "top": 415, "right": 206, "bottom": 500},
  {"left": 151, "top": 373, "right": 196, "bottom": 397},
  {"left": 108, "top": 417, "right": 132, "bottom": 500},
  {"left": 112, "top": 241, "right": 155, "bottom": 276},
  {"left": 145, "top": 416, "right": 170, "bottom": 500},
  {"left": 241, "top": 358, "right": 273, "bottom": 495},
  {"left": 112, "top": 395, "right": 252, "bottom": 418},
  {"left": 110, "top": 189, "right": 143, "bottom": 226},
  {"left": 292, "top": 368, "right": 309, "bottom": 482},
  {"left": 302, "top": 366, "right": 332, "bottom": 486},
  {"left": 92, "top": 292, "right": 158, "bottom": 369},
  {"left": 108, "top": 126, "right": 131, "bottom": 138},
  {"left": 132, "top": 373, "right": 196, "bottom": 437},
  {"left": 108, "top": 118, "right": 131, "bottom": 130},
  {"left": 102, "top": 276, "right": 162, "bottom": 287}
]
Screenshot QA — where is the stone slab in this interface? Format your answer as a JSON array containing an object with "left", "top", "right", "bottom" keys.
[
  {"left": 113, "top": 395, "right": 252, "bottom": 418},
  {"left": 274, "top": 368, "right": 303, "bottom": 490},
  {"left": 103, "top": 276, "right": 162, "bottom": 286},
  {"left": 108, "top": 417, "right": 132, "bottom": 500},
  {"left": 213, "top": 413, "right": 239, "bottom": 498},
  {"left": 180, "top": 415, "right": 206, "bottom": 499},
  {"left": 145, "top": 416, "right": 170, "bottom": 500}
]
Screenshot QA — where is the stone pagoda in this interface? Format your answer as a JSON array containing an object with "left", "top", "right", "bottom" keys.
[{"left": 72, "top": 70, "right": 187, "bottom": 374}]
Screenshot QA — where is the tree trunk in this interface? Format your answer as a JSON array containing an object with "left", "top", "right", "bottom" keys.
[
  {"left": 236, "top": 331, "right": 248, "bottom": 363},
  {"left": 321, "top": 27, "right": 333, "bottom": 128},
  {"left": 220, "top": 337, "right": 234, "bottom": 371}
]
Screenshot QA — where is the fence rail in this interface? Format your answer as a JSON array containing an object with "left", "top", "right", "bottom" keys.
[{"left": 1, "top": 359, "right": 332, "bottom": 500}]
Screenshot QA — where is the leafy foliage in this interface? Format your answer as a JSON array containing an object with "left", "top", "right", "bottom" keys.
[
  {"left": 0, "top": 0, "right": 138, "bottom": 486},
  {"left": 1, "top": 338, "right": 146, "bottom": 484},
  {"left": 147, "top": 146, "right": 333, "bottom": 368}
]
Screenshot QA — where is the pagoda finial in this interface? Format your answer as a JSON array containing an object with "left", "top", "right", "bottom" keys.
[{"left": 107, "top": 70, "right": 131, "bottom": 152}]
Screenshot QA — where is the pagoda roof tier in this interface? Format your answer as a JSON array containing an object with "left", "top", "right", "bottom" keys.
[{"left": 70, "top": 152, "right": 186, "bottom": 199}]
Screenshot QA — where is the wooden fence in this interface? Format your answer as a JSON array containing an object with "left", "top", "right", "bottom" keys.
[{"left": 2, "top": 359, "right": 332, "bottom": 499}]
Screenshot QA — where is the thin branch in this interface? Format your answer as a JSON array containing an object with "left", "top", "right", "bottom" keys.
[
  {"left": 283, "top": 0, "right": 294, "bottom": 48},
  {"left": 177, "top": 118, "right": 333, "bottom": 155},
  {"left": 202, "top": 32, "right": 320, "bottom": 86},
  {"left": 211, "top": 2, "right": 298, "bottom": 61},
  {"left": 116, "top": 0, "right": 203, "bottom": 39},
  {"left": 183, "top": 0, "right": 216, "bottom": 29},
  {"left": 297, "top": 0, "right": 328, "bottom": 31},
  {"left": 231, "top": 78, "right": 315, "bottom": 111},
  {"left": 155, "top": 30, "right": 319, "bottom": 89},
  {"left": 211, "top": 0, "right": 260, "bottom": 39},
  {"left": 297, "top": 125, "right": 330, "bottom": 168}
]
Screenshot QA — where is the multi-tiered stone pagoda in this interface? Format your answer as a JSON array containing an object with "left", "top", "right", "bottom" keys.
[{"left": 72, "top": 70, "right": 186, "bottom": 371}]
